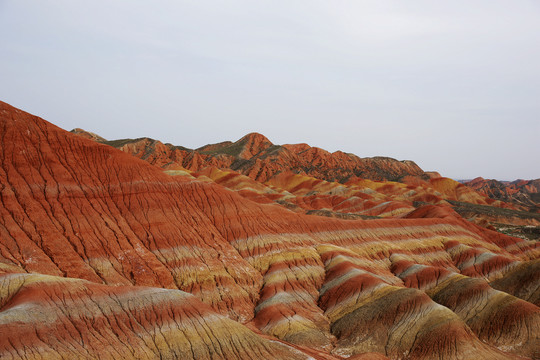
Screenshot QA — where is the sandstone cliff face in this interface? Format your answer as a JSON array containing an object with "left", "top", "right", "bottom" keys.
[{"left": 1, "top": 101, "right": 539, "bottom": 359}]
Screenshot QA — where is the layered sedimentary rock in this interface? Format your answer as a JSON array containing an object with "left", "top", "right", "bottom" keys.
[
  {"left": 1, "top": 101, "right": 539, "bottom": 359},
  {"left": 458, "top": 178, "right": 540, "bottom": 238},
  {"left": 391, "top": 255, "right": 540, "bottom": 358},
  {"left": 75, "top": 128, "right": 533, "bottom": 233},
  {"left": 489, "top": 259, "right": 540, "bottom": 306},
  {"left": 98, "top": 132, "right": 428, "bottom": 182},
  {"left": 429, "top": 177, "right": 512, "bottom": 207},
  {"left": 317, "top": 246, "right": 525, "bottom": 359},
  {"left": 0, "top": 273, "right": 312, "bottom": 360},
  {"left": 189, "top": 166, "right": 513, "bottom": 222},
  {"left": 92, "top": 132, "right": 519, "bottom": 218},
  {"left": 464, "top": 177, "right": 540, "bottom": 209}
]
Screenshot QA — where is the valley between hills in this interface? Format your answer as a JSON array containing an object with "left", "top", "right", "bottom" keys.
[{"left": 1, "top": 100, "right": 539, "bottom": 359}]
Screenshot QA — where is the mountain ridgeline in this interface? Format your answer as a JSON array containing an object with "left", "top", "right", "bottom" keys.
[{"left": 74, "top": 129, "right": 428, "bottom": 183}]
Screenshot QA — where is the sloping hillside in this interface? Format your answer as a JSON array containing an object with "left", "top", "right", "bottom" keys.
[{"left": 1, "top": 101, "right": 538, "bottom": 359}]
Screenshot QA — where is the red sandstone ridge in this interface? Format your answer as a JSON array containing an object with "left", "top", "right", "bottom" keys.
[
  {"left": 77, "top": 130, "right": 520, "bottom": 214},
  {"left": 75, "top": 129, "right": 532, "bottom": 229},
  {"left": 464, "top": 177, "right": 540, "bottom": 210},
  {"left": 95, "top": 132, "right": 428, "bottom": 182},
  {"left": 199, "top": 132, "right": 274, "bottom": 160},
  {"left": 1, "top": 100, "right": 539, "bottom": 359}
]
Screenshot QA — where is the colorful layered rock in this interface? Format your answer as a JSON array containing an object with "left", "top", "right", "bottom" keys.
[
  {"left": 0, "top": 273, "right": 315, "bottom": 360},
  {"left": 489, "top": 259, "right": 540, "bottom": 306},
  {"left": 0, "top": 100, "right": 265, "bottom": 321},
  {"left": 1, "top": 100, "right": 539, "bottom": 359},
  {"left": 267, "top": 172, "right": 415, "bottom": 218},
  {"left": 192, "top": 166, "right": 290, "bottom": 205},
  {"left": 391, "top": 255, "right": 540, "bottom": 358},
  {"left": 430, "top": 177, "right": 511, "bottom": 207},
  {"left": 74, "top": 126, "right": 539, "bottom": 235},
  {"left": 464, "top": 177, "right": 540, "bottom": 209},
  {"left": 99, "top": 131, "right": 427, "bottom": 183},
  {"left": 317, "top": 247, "right": 517, "bottom": 359}
]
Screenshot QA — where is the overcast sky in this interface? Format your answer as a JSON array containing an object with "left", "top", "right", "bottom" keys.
[{"left": 1, "top": 1, "right": 539, "bottom": 180}]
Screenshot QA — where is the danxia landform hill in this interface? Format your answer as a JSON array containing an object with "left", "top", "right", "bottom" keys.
[
  {"left": 0, "top": 100, "right": 538, "bottom": 360},
  {"left": 71, "top": 128, "right": 540, "bottom": 235},
  {"left": 462, "top": 177, "right": 540, "bottom": 209}
]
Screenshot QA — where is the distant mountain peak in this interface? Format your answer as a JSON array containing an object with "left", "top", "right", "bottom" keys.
[
  {"left": 237, "top": 132, "right": 272, "bottom": 144},
  {"left": 70, "top": 128, "right": 107, "bottom": 142},
  {"left": 235, "top": 132, "right": 273, "bottom": 159}
]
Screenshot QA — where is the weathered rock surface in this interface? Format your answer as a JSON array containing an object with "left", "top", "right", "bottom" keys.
[
  {"left": 0, "top": 273, "right": 312, "bottom": 360},
  {"left": 464, "top": 177, "right": 540, "bottom": 210},
  {"left": 1, "top": 101, "right": 538, "bottom": 359},
  {"left": 490, "top": 259, "right": 540, "bottom": 306},
  {"left": 99, "top": 132, "right": 427, "bottom": 183},
  {"left": 391, "top": 255, "right": 540, "bottom": 358},
  {"left": 76, "top": 129, "right": 533, "bottom": 233}
]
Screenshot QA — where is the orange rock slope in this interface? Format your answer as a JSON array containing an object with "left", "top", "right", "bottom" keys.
[
  {"left": 101, "top": 132, "right": 428, "bottom": 183},
  {"left": 95, "top": 130, "right": 519, "bottom": 223},
  {"left": 1, "top": 100, "right": 539, "bottom": 359},
  {"left": 464, "top": 177, "right": 540, "bottom": 210}
]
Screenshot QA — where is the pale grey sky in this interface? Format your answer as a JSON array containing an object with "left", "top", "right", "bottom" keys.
[{"left": 1, "top": 1, "right": 539, "bottom": 180}]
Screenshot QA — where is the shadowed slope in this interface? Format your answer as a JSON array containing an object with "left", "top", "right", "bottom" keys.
[
  {"left": 391, "top": 255, "right": 540, "bottom": 358},
  {"left": 317, "top": 247, "right": 519, "bottom": 359},
  {"left": 490, "top": 259, "right": 540, "bottom": 306}
]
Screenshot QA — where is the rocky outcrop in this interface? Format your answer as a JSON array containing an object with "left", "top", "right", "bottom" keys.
[{"left": 318, "top": 247, "right": 520, "bottom": 359}]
